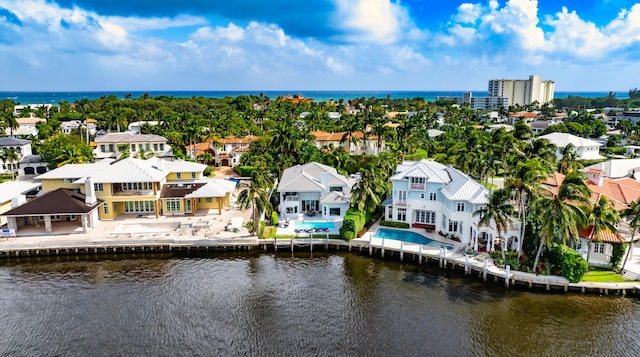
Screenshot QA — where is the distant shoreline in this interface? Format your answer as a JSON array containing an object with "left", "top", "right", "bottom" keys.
[{"left": 1, "top": 90, "right": 630, "bottom": 105}]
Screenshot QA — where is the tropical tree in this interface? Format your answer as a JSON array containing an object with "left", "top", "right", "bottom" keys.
[
  {"left": 558, "top": 143, "right": 582, "bottom": 174},
  {"left": 2, "top": 112, "right": 19, "bottom": 136},
  {"left": 55, "top": 146, "right": 91, "bottom": 166},
  {"left": 236, "top": 168, "right": 274, "bottom": 233},
  {"left": 350, "top": 163, "right": 386, "bottom": 213},
  {"left": 116, "top": 143, "right": 130, "bottom": 159},
  {"left": 621, "top": 200, "right": 640, "bottom": 271},
  {"left": 585, "top": 196, "right": 620, "bottom": 269},
  {"left": 197, "top": 152, "right": 214, "bottom": 164},
  {"left": 473, "top": 189, "right": 515, "bottom": 259},
  {"left": 505, "top": 158, "right": 550, "bottom": 258},
  {"left": 0, "top": 148, "right": 19, "bottom": 179},
  {"left": 532, "top": 172, "right": 591, "bottom": 270}
]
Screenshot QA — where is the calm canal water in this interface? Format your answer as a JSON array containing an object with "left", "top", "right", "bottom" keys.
[{"left": 1, "top": 251, "right": 639, "bottom": 356}]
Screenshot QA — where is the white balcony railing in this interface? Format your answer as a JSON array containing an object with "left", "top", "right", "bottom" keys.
[{"left": 284, "top": 195, "right": 300, "bottom": 202}]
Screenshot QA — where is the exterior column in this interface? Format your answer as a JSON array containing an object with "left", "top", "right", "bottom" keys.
[
  {"left": 81, "top": 215, "right": 88, "bottom": 233},
  {"left": 155, "top": 200, "right": 160, "bottom": 218},
  {"left": 44, "top": 215, "right": 52, "bottom": 233},
  {"left": 7, "top": 217, "right": 17, "bottom": 231},
  {"left": 218, "top": 197, "right": 223, "bottom": 215}
]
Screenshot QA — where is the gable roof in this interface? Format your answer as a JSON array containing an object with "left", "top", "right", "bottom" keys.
[
  {"left": 538, "top": 132, "right": 602, "bottom": 148},
  {"left": 278, "top": 162, "right": 354, "bottom": 194},
  {"left": 391, "top": 160, "right": 488, "bottom": 204},
  {"left": 2, "top": 188, "right": 101, "bottom": 216},
  {"left": 579, "top": 225, "right": 625, "bottom": 243}
]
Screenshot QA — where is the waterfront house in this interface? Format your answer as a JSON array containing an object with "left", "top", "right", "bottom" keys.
[
  {"left": 538, "top": 132, "right": 605, "bottom": 161},
  {"left": 94, "top": 133, "right": 172, "bottom": 159},
  {"left": 278, "top": 162, "right": 358, "bottom": 221},
  {"left": 0, "top": 181, "right": 41, "bottom": 228},
  {"left": 543, "top": 170, "right": 637, "bottom": 267},
  {"left": 383, "top": 160, "right": 519, "bottom": 251},
  {"left": 32, "top": 157, "right": 235, "bottom": 221}
]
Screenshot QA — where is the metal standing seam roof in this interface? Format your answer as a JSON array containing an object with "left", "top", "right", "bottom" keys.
[
  {"left": 0, "top": 137, "right": 31, "bottom": 146},
  {"left": 390, "top": 159, "right": 451, "bottom": 183},
  {"left": 441, "top": 168, "right": 489, "bottom": 204},
  {"left": 278, "top": 162, "right": 350, "bottom": 193}
]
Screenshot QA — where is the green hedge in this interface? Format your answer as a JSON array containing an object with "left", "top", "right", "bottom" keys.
[
  {"left": 235, "top": 166, "right": 257, "bottom": 177},
  {"left": 548, "top": 243, "right": 588, "bottom": 283},
  {"left": 339, "top": 209, "right": 371, "bottom": 242},
  {"left": 271, "top": 211, "right": 279, "bottom": 225},
  {"left": 611, "top": 243, "right": 628, "bottom": 270},
  {"left": 379, "top": 220, "right": 410, "bottom": 229}
]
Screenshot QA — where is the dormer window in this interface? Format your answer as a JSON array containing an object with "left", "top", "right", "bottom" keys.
[
  {"left": 410, "top": 177, "right": 426, "bottom": 190},
  {"left": 329, "top": 186, "right": 342, "bottom": 192}
]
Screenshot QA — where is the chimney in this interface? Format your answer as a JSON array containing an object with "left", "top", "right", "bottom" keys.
[
  {"left": 157, "top": 158, "right": 165, "bottom": 171},
  {"left": 587, "top": 168, "right": 605, "bottom": 187},
  {"left": 85, "top": 176, "right": 97, "bottom": 205},
  {"left": 320, "top": 171, "right": 330, "bottom": 193}
]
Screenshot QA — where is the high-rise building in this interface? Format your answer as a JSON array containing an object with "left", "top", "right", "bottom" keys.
[{"left": 488, "top": 75, "right": 555, "bottom": 107}]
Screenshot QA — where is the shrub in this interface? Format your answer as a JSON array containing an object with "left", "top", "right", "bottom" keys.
[
  {"left": 379, "top": 220, "right": 410, "bottom": 229},
  {"left": 203, "top": 166, "right": 212, "bottom": 177},
  {"left": 548, "top": 243, "right": 588, "bottom": 283},
  {"left": 611, "top": 243, "right": 628, "bottom": 270},
  {"left": 235, "top": 166, "right": 257, "bottom": 177},
  {"left": 339, "top": 209, "right": 371, "bottom": 242},
  {"left": 271, "top": 211, "right": 279, "bottom": 226}
]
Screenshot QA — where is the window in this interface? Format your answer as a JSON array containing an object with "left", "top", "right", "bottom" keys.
[
  {"left": 448, "top": 220, "right": 459, "bottom": 233},
  {"left": 94, "top": 183, "right": 103, "bottom": 192},
  {"left": 594, "top": 243, "right": 605, "bottom": 254},
  {"left": 139, "top": 144, "right": 143, "bottom": 151},
  {"left": 387, "top": 206, "right": 393, "bottom": 219},
  {"left": 159, "top": 143, "right": 165, "bottom": 151},
  {"left": 191, "top": 172, "right": 196, "bottom": 179},
  {"left": 397, "top": 208, "right": 407, "bottom": 222},
  {"left": 131, "top": 144, "right": 136, "bottom": 152},
  {"left": 329, "top": 208, "right": 341, "bottom": 216},
  {"left": 176, "top": 172, "right": 182, "bottom": 179},
  {"left": 286, "top": 206, "right": 298, "bottom": 214},
  {"left": 100, "top": 145, "right": 106, "bottom": 153},
  {"left": 166, "top": 199, "right": 181, "bottom": 212},
  {"left": 205, "top": 198, "right": 213, "bottom": 203},
  {"left": 103, "top": 203, "right": 109, "bottom": 214},
  {"left": 420, "top": 193, "right": 425, "bottom": 199},
  {"left": 415, "top": 210, "right": 435, "bottom": 224},
  {"left": 329, "top": 186, "right": 342, "bottom": 192},
  {"left": 457, "top": 202, "right": 465, "bottom": 212},
  {"left": 429, "top": 192, "right": 437, "bottom": 201},
  {"left": 145, "top": 143, "right": 151, "bottom": 151},
  {"left": 108, "top": 144, "right": 114, "bottom": 152},
  {"left": 398, "top": 190, "right": 407, "bottom": 202},
  {"left": 153, "top": 143, "right": 158, "bottom": 151}
]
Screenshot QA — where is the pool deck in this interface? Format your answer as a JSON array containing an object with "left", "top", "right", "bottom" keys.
[{"left": 275, "top": 218, "right": 343, "bottom": 237}]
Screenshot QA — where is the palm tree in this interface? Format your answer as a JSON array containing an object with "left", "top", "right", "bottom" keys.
[
  {"left": 558, "top": 143, "right": 582, "bottom": 174},
  {"left": 505, "top": 158, "right": 550, "bottom": 258},
  {"left": 116, "top": 143, "right": 130, "bottom": 159},
  {"left": 473, "top": 189, "right": 515, "bottom": 259},
  {"left": 585, "top": 196, "right": 620, "bottom": 269},
  {"left": 621, "top": 200, "right": 640, "bottom": 271},
  {"left": 350, "top": 163, "right": 386, "bottom": 213},
  {"left": 532, "top": 172, "right": 591, "bottom": 270},
  {"left": 2, "top": 112, "right": 19, "bottom": 136},
  {"left": 236, "top": 169, "right": 274, "bottom": 233},
  {"left": 55, "top": 146, "right": 91, "bottom": 167},
  {"left": 0, "top": 148, "right": 20, "bottom": 179},
  {"left": 197, "top": 152, "right": 214, "bottom": 164}
]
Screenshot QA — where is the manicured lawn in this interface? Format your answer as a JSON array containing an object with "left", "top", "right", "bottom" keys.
[{"left": 581, "top": 270, "right": 629, "bottom": 283}]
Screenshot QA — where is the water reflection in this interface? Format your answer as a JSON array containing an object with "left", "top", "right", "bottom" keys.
[{"left": 0, "top": 252, "right": 639, "bottom": 356}]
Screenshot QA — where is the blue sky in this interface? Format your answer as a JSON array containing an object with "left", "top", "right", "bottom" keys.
[{"left": 1, "top": 0, "right": 639, "bottom": 91}]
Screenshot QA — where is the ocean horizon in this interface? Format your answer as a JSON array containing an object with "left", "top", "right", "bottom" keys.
[{"left": 1, "top": 90, "right": 630, "bottom": 105}]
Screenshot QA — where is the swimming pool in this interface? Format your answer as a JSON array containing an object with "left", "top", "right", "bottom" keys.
[
  {"left": 373, "top": 228, "right": 453, "bottom": 250},
  {"left": 294, "top": 221, "right": 336, "bottom": 230}
]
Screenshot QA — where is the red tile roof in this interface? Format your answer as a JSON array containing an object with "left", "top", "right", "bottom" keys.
[{"left": 579, "top": 225, "right": 625, "bottom": 243}]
